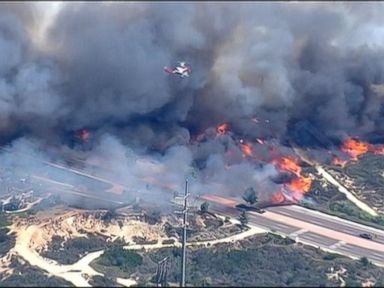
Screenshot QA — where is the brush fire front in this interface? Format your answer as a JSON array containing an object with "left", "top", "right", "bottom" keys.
[
  {"left": 193, "top": 121, "right": 384, "bottom": 209},
  {"left": 192, "top": 122, "right": 315, "bottom": 207},
  {"left": 331, "top": 137, "right": 384, "bottom": 167}
]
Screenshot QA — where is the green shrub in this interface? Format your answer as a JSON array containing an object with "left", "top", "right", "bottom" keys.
[
  {"left": 99, "top": 247, "right": 143, "bottom": 273},
  {"left": 323, "top": 253, "right": 341, "bottom": 260}
]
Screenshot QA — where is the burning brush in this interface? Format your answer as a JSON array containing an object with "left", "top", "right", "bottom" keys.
[{"left": 331, "top": 137, "right": 384, "bottom": 167}]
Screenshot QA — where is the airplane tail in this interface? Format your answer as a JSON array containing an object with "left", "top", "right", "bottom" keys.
[{"left": 163, "top": 67, "right": 174, "bottom": 74}]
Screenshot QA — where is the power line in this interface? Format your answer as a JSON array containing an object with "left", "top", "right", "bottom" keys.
[
  {"left": 156, "top": 257, "right": 168, "bottom": 287},
  {"left": 174, "top": 179, "right": 189, "bottom": 287}
]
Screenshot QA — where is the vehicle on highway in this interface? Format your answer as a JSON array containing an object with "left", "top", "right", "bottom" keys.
[
  {"left": 235, "top": 203, "right": 266, "bottom": 214},
  {"left": 254, "top": 208, "right": 266, "bottom": 214},
  {"left": 359, "top": 233, "right": 373, "bottom": 240}
]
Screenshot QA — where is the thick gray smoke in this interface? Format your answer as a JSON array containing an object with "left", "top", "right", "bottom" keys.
[
  {"left": 2, "top": 2, "right": 384, "bottom": 142},
  {"left": 1, "top": 2, "right": 384, "bottom": 206}
]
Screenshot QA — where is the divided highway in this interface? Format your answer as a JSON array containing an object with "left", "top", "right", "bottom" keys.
[
  {"left": 6, "top": 147, "right": 384, "bottom": 267},
  {"left": 202, "top": 194, "right": 384, "bottom": 266},
  {"left": 30, "top": 157, "right": 384, "bottom": 266}
]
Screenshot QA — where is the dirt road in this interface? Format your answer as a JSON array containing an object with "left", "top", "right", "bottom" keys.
[{"left": 7, "top": 217, "right": 265, "bottom": 287}]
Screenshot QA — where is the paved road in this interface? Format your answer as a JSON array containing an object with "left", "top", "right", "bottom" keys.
[
  {"left": 268, "top": 205, "right": 384, "bottom": 244},
  {"left": 203, "top": 194, "right": 384, "bottom": 266},
  {"left": 9, "top": 149, "right": 384, "bottom": 266}
]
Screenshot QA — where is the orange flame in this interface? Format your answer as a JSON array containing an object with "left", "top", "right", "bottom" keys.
[
  {"left": 216, "top": 123, "right": 229, "bottom": 135},
  {"left": 271, "top": 191, "right": 285, "bottom": 204},
  {"left": 341, "top": 138, "right": 369, "bottom": 159},
  {"left": 287, "top": 176, "right": 312, "bottom": 193},
  {"left": 273, "top": 156, "right": 302, "bottom": 176},
  {"left": 341, "top": 137, "right": 384, "bottom": 160},
  {"left": 271, "top": 155, "right": 312, "bottom": 203},
  {"left": 240, "top": 143, "right": 253, "bottom": 157}
]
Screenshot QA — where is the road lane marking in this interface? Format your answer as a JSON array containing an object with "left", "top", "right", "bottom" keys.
[
  {"left": 202, "top": 194, "right": 384, "bottom": 253},
  {"left": 329, "top": 241, "right": 346, "bottom": 249},
  {"left": 286, "top": 205, "right": 384, "bottom": 235},
  {"left": 252, "top": 211, "right": 384, "bottom": 252},
  {"left": 289, "top": 229, "right": 308, "bottom": 237},
  {"left": 300, "top": 233, "right": 337, "bottom": 243}
]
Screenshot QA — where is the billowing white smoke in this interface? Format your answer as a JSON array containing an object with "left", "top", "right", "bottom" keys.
[{"left": 82, "top": 134, "right": 195, "bottom": 202}]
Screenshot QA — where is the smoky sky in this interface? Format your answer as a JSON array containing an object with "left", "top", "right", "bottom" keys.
[
  {"left": 1, "top": 2, "right": 384, "bottom": 147},
  {"left": 2, "top": 2, "right": 384, "bottom": 205}
]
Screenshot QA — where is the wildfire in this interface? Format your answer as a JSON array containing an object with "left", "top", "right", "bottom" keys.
[
  {"left": 216, "top": 123, "right": 229, "bottom": 135},
  {"left": 287, "top": 176, "right": 312, "bottom": 193},
  {"left": 273, "top": 156, "right": 302, "bottom": 176},
  {"left": 341, "top": 137, "right": 384, "bottom": 160},
  {"left": 341, "top": 138, "right": 369, "bottom": 159},
  {"left": 271, "top": 155, "right": 313, "bottom": 203},
  {"left": 271, "top": 191, "right": 285, "bottom": 204},
  {"left": 332, "top": 157, "right": 348, "bottom": 167},
  {"left": 240, "top": 142, "right": 253, "bottom": 157}
]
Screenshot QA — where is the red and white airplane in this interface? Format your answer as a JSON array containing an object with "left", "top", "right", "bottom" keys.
[{"left": 164, "top": 62, "right": 191, "bottom": 78}]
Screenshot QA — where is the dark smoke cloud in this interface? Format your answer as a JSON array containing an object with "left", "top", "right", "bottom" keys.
[
  {"left": 2, "top": 2, "right": 384, "bottom": 143},
  {"left": 1, "top": 2, "right": 384, "bottom": 206}
]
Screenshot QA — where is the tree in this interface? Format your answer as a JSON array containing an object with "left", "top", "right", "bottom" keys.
[
  {"left": 200, "top": 201, "right": 210, "bottom": 214},
  {"left": 146, "top": 210, "right": 162, "bottom": 224},
  {"left": 238, "top": 210, "right": 248, "bottom": 228},
  {"left": 359, "top": 256, "right": 370, "bottom": 266},
  {"left": 242, "top": 187, "right": 258, "bottom": 206},
  {"left": 117, "top": 220, "right": 123, "bottom": 229}
]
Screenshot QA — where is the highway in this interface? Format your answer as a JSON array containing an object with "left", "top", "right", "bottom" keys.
[
  {"left": 4, "top": 147, "right": 384, "bottom": 266},
  {"left": 268, "top": 205, "right": 384, "bottom": 244},
  {"left": 31, "top": 159, "right": 384, "bottom": 266},
  {"left": 202, "top": 194, "right": 384, "bottom": 266}
]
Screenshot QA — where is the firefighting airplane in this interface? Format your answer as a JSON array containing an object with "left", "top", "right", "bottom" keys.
[{"left": 163, "top": 61, "right": 191, "bottom": 78}]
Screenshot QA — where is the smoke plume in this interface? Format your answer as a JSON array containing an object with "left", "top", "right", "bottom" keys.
[{"left": 1, "top": 2, "right": 384, "bottom": 206}]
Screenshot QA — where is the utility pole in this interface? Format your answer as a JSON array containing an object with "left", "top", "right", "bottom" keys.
[{"left": 174, "top": 179, "right": 189, "bottom": 287}]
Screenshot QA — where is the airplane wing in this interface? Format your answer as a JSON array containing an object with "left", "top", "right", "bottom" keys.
[
  {"left": 164, "top": 67, "right": 176, "bottom": 74},
  {"left": 164, "top": 64, "right": 191, "bottom": 77},
  {"left": 182, "top": 67, "right": 191, "bottom": 77}
]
